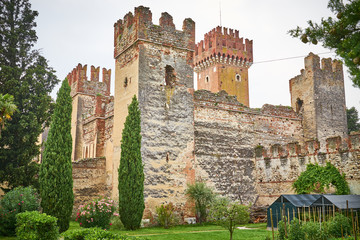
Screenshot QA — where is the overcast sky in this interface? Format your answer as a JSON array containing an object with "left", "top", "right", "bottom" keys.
[{"left": 30, "top": 0, "right": 359, "bottom": 112}]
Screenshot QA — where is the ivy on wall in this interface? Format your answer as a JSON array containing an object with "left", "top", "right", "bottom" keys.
[{"left": 293, "top": 162, "right": 350, "bottom": 195}]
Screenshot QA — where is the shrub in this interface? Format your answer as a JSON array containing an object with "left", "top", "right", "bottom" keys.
[
  {"left": 288, "top": 218, "right": 304, "bottom": 240},
  {"left": 327, "top": 213, "right": 352, "bottom": 238},
  {"left": 277, "top": 219, "right": 289, "bottom": 240},
  {"left": 185, "top": 182, "right": 214, "bottom": 223},
  {"left": 209, "top": 197, "right": 250, "bottom": 240},
  {"left": 156, "top": 203, "right": 177, "bottom": 228},
  {"left": 16, "top": 211, "right": 59, "bottom": 240},
  {"left": 62, "top": 227, "right": 148, "bottom": 240},
  {"left": 76, "top": 197, "right": 116, "bottom": 229},
  {"left": 110, "top": 214, "right": 124, "bottom": 230},
  {"left": 302, "top": 221, "right": 328, "bottom": 240},
  {"left": 0, "top": 186, "right": 40, "bottom": 236}
]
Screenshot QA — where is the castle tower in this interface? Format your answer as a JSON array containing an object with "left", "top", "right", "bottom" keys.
[
  {"left": 289, "top": 53, "right": 348, "bottom": 148},
  {"left": 67, "top": 65, "right": 112, "bottom": 161},
  {"left": 113, "top": 6, "right": 195, "bottom": 215},
  {"left": 194, "top": 27, "right": 253, "bottom": 107}
]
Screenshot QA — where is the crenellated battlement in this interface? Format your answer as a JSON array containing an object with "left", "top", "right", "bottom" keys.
[
  {"left": 290, "top": 53, "right": 343, "bottom": 87},
  {"left": 67, "top": 64, "right": 111, "bottom": 97},
  {"left": 256, "top": 134, "right": 360, "bottom": 160},
  {"left": 113, "top": 6, "right": 195, "bottom": 59},
  {"left": 194, "top": 26, "right": 253, "bottom": 72}
]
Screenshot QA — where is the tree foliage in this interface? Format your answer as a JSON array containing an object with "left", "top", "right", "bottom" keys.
[
  {"left": 347, "top": 106, "right": 360, "bottom": 133},
  {"left": 289, "top": 0, "right": 360, "bottom": 88},
  {"left": 0, "top": 93, "right": 17, "bottom": 137},
  {"left": 293, "top": 162, "right": 350, "bottom": 195},
  {"left": 0, "top": 0, "right": 59, "bottom": 190},
  {"left": 39, "top": 80, "right": 73, "bottom": 233},
  {"left": 185, "top": 182, "right": 214, "bottom": 223},
  {"left": 209, "top": 197, "right": 250, "bottom": 240},
  {"left": 118, "top": 95, "right": 144, "bottom": 230}
]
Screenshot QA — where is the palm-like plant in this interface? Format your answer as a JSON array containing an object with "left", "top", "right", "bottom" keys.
[{"left": 0, "top": 94, "right": 17, "bottom": 137}]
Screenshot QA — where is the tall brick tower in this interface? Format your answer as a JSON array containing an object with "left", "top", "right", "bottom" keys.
[
  {"left": 194, "top": 27, "right": 253, "bottom": 107},
  {"left": 113, "top": 6, "right": 195, "bottom": 214},
  {"left": 67, "top": 64, "right": 112, "bottom": 161},
  {"left": 289, "top": 53, "right": 348, "bottom": 149}
]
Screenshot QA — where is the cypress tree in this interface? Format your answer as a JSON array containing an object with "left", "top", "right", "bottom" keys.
[
  {"left": 39, "top": 79, "right": 73, "bottom": 233},
  {"left": 118, "top": 95, "right": 144, "bottom": 230}
]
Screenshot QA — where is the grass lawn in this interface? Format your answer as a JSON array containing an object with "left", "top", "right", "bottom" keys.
[
  {"left": 0, "top": 222, "right": 271, "bottom": 240},
  {"left": 109, "top": 222, "right": 271, "bottom": 240}
]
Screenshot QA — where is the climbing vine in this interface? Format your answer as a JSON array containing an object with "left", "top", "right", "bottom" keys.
[{"left": 293, "top": 162, "right": 350, "bottom": 195}]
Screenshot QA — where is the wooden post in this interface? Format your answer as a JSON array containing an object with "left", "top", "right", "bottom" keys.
[
  {"left": 270, "top": 208, "right": 275, "bottom": 240},
  {"left": 303, "top": 206, "right": 306, "bottom": 223},
  {"left": 351, "top": 209, "right": 357, "bottom": 240},
  {"left": 298, "top": 208, "right": 301, "bottom": 223},
  {"left": 356, "top": 211, "right": 359, "bottom": 236},
  {"left": 333, "top": 204, "right": 335, "bottom": 219},
  {"left": 347, "top": 200, "right": 349, "bottom": 218},
  {"left": 308, "top": 206, "right": 311, "bottom": 223}
]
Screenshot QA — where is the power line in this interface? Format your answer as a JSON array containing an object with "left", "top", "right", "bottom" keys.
[{"left": 253, "top": 51, "right": 335, "bottom": 65}]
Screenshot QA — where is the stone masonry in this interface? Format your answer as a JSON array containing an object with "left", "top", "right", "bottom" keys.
[{"left": 65, "top": 6, "right": 359, "bottom": 220}]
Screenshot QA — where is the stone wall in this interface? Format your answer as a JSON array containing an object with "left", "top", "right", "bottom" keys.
[
  {"left": 194, "top": 90, "right": 303, "bottom": 205},
  {"left": 255, "top": 134, "right": 360, "bottom": 206},
  {"left": 72, "top": 157, "right": 110, "bottom": 213}
]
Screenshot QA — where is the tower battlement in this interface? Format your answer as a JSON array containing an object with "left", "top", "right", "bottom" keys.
[
  {"left": 67, "top": 64, "right": 111, "bottom": 97},
  {"left": 194, "top": 26, "right": 253, "bottom": 71},
  {"left": 290, "top": 52, "right": 343, "bottom": 86},
  {"left": 113, "top": 6, "right": 195, "bottom": 59}
]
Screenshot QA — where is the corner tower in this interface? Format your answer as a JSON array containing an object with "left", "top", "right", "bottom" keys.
[
  {"left": 289, "top": 53, "right": 348, "bottom": 148},
  {"left": 194, "top": 27, "right": 253, "bottom": 107},
  {"left": 113, "top": 6, "right": 195, "bottom": 215}
]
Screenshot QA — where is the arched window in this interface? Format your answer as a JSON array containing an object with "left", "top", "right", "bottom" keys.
[
  {"left": 205, "top": 75, "right": 210, "bottom": 83},
  {"left": 235, "top": 74, "right": 241, "bottom": 82},
  {"left": 296, "top": 98, "right": 303, "bottom": 113},
  {"left": 165, "top": 65, "right": 176, "bottom": 87}
]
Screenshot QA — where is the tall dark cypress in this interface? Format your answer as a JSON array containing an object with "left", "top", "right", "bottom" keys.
[
  {"left": 39, "top": 79, "right": 73, "bottom": 233},
  {"left": 118, "top": 95, "right": 144, "bottom": 230}
]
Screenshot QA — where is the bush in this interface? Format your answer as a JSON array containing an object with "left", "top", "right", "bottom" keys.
[
  {"left": 16, "top": 211, "right": 59, "bottom": 240},
  {"left": 277, "top": 219, "right": 289, "bottom": 240},
  {"left": 75, "top": 197, "right": 116, "bottom": 229},
  {"left": 156, "top": 203, "right": 177, "bottom": 228},
  {"left": 110, "top": 214, "right": 124, "bottom": 230},
  {"left": 288, "top": 218, "right": 304, "bottom": 240},
  {"left": 62, "top": 227, "right": 148, "bottom": 240},
  {"left": 0, "top": 186, "right": 40, "bottom": 236},
  {"left": 327, "top": 213, "right": 352, "bottom": 238},
  {"left": 185, "top": 182, "right": 214, "bottom": 223},
  {"left": 302, "top": 221, "right": 328, "bottom": 240}
]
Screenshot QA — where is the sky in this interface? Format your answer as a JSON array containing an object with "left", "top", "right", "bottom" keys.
[{"left": 30, "top": 0, "right": 360, "bottom": 112}]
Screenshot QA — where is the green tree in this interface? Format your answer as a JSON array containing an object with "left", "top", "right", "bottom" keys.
[
  {"left": 0, "top": 0, "right": 59, "bottom": 190},
  {"left": 0, "top": 93, "right": 17, "bottom": 137},
  {"left": 185, "top": 182, "right": 214, "bottom": 223},
  {"left": 347, "top": 106, "right": 360, "bottom": 133},
  {"left": 118, "top": 95, "right": 144, "bottom": 230},
  {"left": 293, "top": 162, "right": 350, "bottom": 195},
  {"left": 39, "top": 80, "right": 73, "bottom": 233},
  {"left": 289, "top": 0, "right": 360, "bottom": 88},
  {"left": 209, "top": 197, "right": 250, "bottom": 240}
]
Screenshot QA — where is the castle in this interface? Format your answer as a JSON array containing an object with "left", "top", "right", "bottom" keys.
[{"left": 65, "top": 6, "right": 360, "bottom": 219}]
